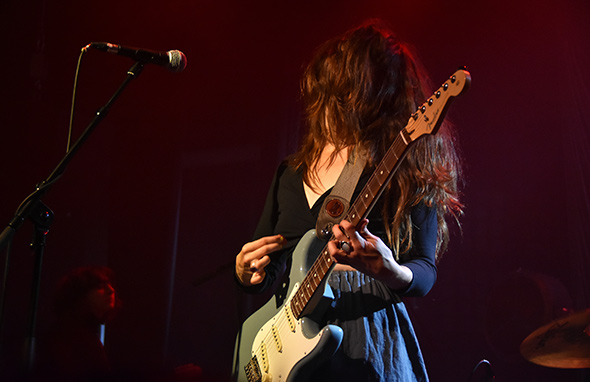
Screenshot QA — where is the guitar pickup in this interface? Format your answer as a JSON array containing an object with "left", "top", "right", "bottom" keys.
[
  {"left": 271, "top": 325, "right": 283, "bottom": 352},
  {"left": 284, "top": 304, "right": 296, "bottom": 332}
]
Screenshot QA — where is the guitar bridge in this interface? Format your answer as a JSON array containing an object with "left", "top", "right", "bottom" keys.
[{"left": 244, "top": 355, "right": 262, "bottom": 382}]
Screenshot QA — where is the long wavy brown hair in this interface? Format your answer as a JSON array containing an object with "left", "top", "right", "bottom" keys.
[{"left": 290, "top": 20, "right": 463, "bottom": 259}]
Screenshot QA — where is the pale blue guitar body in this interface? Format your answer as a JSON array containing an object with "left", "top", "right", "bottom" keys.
[{"left": 232, "top": 230, "right": 343, "bottom": 382}]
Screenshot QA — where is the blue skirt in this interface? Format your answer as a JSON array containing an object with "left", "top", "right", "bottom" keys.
[{"left": 309, "top": 270, "right": 429, "bottom": 382}]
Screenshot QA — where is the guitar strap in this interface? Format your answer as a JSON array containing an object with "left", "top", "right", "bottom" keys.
[{"left": 315, "top": 149, "right": 367, "bottom": 241}]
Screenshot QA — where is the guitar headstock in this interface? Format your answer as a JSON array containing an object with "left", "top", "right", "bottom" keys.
[{"left": 406, "top": 68, "right": 471, "bottom": 141}]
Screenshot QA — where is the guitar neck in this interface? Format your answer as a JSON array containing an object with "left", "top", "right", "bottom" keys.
[{"left": 344, "top": 129, "right": 412, "bottom": 226}]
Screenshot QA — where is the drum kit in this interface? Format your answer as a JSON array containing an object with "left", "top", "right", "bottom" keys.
[{"left": 520, "top": 309, "right": 590, "bottom": 369}]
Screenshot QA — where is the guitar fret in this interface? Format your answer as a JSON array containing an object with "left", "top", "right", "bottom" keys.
[
  {"left": 356, "top": 195, "right": 368, "bottom": 213},
  {"left": 394, "top": 148, "right": 405, "bottom": 161},
  {"left": 384, "top": 149, "right": 399, "bottom": 169},
  {"left": 291, "top": 294, "right": 301, "bottom": 317},
  {"left": 320, "top": 252, "right": 330, "bottom": 272},
  {"left": 304, "top": 283, "right": 312, "bottom": 301},
  {"left": 302, "top": 283, "right": 311, "bottom": 300},
  {"left": 387, "top": 147, "right": 399, "bottom": 163},
  {"left": 311, "top": 268, "right": 321, "bottom": 283},
  {"left": 305, "top": 288, "right": 313, "bottom": 305},
  {"left": 312, "top": 262, "right": 323, "bottom": 279},
  {"left": 375, "top": 169, "right": 386, "bottom": 185},
  {"left": 395, "top": 139, "right": 408, "bottom": 157},
  {"left": 321, "top": 251, "right": 331, "bottom": 269},
  {"left": 309, "top": 274, "right": 319, "bottom": 290},
  {"left": 346, "top": 205, "right": 360, "bottom": 225}
]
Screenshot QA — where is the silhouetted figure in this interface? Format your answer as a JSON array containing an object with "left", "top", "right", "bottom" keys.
[{"left": 35, "top": 266, "right": 119, "bottom": 381}]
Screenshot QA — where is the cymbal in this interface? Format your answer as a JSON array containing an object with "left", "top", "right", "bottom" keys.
[{"left": 520, "top": 309, "right": 590, "bottom": 368}]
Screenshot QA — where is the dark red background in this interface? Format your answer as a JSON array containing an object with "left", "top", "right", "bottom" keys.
[{"left": 1, "top": 0, "right": 589, "bottom": 381}]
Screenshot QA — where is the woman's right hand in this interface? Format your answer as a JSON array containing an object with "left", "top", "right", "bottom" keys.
[{"left": 235, "top": 234, "right": 285, "bottom": 286}]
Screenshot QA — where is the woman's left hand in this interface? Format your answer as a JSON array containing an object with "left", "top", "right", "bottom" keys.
[{"left": 328, "top": 219, "right": 413, "bottom": 290}]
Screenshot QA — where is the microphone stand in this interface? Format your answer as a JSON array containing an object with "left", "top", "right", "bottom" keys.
[{"left": 0, "top": 61, "right": 145, "bottom": 374}]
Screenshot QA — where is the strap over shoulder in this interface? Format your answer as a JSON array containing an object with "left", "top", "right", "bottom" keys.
[{"left": 315, "top": 149, "right": 367, "bottom": 240}]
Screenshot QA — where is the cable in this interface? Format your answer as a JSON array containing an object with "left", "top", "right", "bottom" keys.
[{"left": 66, "top": 45, "right": 89, "bottom": 153}]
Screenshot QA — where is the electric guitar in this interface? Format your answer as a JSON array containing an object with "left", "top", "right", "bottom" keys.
[{"left": 233, "top": 68, "right": 471, "bottom": 382}]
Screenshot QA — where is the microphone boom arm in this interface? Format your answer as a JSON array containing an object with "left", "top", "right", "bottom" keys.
[{"left": 0, "top": 61, "right": 145, "bottom": 249}]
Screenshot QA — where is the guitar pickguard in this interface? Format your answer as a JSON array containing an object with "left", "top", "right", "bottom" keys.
[{"left": 233, "top": 230, "right": 343, "bottom": 382}]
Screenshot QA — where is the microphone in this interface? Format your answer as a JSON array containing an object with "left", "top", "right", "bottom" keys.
[{"left": 88, "top": 42, "right": 187, "bottom": 73}]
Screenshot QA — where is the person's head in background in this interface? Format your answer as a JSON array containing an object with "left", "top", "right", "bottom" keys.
[{"left": 54, "top": 266, "right": 120, "bottom": 325}]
